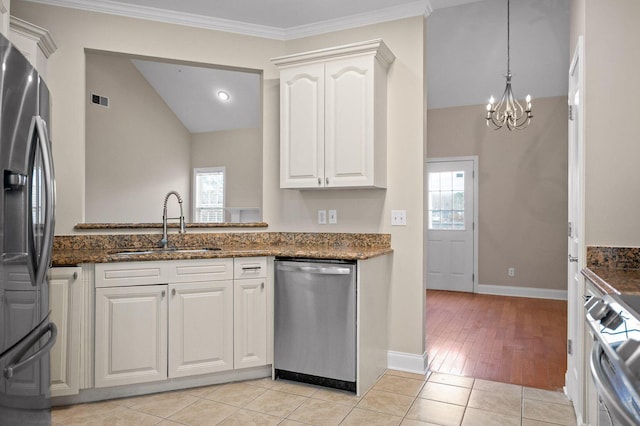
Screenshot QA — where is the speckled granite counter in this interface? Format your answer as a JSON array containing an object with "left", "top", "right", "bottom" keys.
[
  {"left": 52, "top": 232, "right": 392, "bottom": 266},
  {"left": 582, "top": 246, "right": 640, "bottom": 295}
]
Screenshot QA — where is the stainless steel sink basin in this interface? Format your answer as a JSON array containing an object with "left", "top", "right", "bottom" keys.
[{"left": 113, "top": 247, "right": 221, "bottom": 256}]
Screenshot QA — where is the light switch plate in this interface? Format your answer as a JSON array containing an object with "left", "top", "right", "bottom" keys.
[
  {"left": 328, "top": 210, "right": 337, "bottom": 224},
  {"left": 318, "top": 210, "right": 327, "bottom": 224},
  {"left": 391, "top": 210, "right": 407, "bottom": 226}
]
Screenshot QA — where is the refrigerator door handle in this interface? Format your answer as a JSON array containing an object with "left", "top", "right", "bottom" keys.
[
  {"left": 27, "top": 115, "right": 56, "bottom": 286},
  {"left": 3, "top": 322, "right": 57, "bottom": 379}
]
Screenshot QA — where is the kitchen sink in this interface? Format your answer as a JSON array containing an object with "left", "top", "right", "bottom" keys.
[{"left": 113, "top": 247, "right": 222, "bottom": 256}]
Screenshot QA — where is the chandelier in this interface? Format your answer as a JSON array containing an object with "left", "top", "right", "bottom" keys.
[{"left": 485, "top": 0, "right": 532, "bottom": 131}]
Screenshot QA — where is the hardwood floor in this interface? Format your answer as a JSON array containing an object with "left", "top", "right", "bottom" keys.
[{"left": 426, "top": 290, "right": 567, "bottom": 391}]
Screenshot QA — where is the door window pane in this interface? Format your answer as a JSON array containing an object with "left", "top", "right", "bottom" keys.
[{"left": 428, "top": 171, "right": 465, "bottom": 230}]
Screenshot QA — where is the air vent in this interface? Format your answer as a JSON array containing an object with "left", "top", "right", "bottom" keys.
[{"left": 91, "top": 93, "right": 109, "bottom": 107}]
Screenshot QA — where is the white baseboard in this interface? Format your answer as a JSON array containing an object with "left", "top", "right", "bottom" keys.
[
  {"left": 477, "top": 284, "right": 567, "bottom": 300},
  {"left": 387, "top": 350, "right": 428, "bottom": 375}
]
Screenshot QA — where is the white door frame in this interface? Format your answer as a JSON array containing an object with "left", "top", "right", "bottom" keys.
[
  {"left": 566, "top": 36, "right": 586, "bottom": 423},
  {"left": 425, "top": 156, "right": 479, "bottom": 293}
]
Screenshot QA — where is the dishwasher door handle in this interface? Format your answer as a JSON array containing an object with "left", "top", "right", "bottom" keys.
[{"left": 276, "top": 264, "right": 352, "bottom": 275}]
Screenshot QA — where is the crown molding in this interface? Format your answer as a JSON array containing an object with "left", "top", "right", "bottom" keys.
[
  {"left": 24, "top": 0, "right": 286, "bottom": 39},
  {"left": 10, "top": 16, "right": 58, "bottom": 57},
  {"left": 23, "top": 0, "right": 430, "bottom": 41},
  {"left": 284, "top": 1, "right": 432, "bottom": 39},
  {"left": 272, "top": 38, "right": 396, "bottom": 69}
]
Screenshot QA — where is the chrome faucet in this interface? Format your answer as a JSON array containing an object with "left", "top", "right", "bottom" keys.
[{"left": 160, "top": 191, "right": 186, "bottom": 249}]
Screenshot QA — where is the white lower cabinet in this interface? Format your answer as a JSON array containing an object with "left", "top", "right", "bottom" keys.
[
  {"left": 168, "top": 280, "right": 233, "bottom": 378},
  {"left": 234, "top": 278, "right": 267, "bottom": 369},
  {"left": 233, "top": 257, "right": 269, "bottom": 369},
  {"left": 94, "top": 258, "right": 268, "bottom": 389},
  {"left": 95, "top": 284, "right": 168, "bottom": 388},
  {"left": 49, "top": 267, "right": 82, "bottom": 397}
]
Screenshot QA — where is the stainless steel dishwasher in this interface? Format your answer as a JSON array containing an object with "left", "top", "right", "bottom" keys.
[{"left": 274, "top": 258, "right": 356, "bottom": 392}]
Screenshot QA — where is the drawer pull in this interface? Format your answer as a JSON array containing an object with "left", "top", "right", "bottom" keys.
[{"left": 242, "top": 266, "right": 262, "bottom": 271}]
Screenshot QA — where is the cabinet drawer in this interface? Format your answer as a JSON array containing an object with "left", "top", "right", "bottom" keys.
[
  {"left": 234, "top": 257, "right": 267, "bottom": 279},
  {"left": 169, "top": 259, "right": 234, "bottom": 283},
  {"left": 95, "top": 261, "right": 167, "bottom": 288}
]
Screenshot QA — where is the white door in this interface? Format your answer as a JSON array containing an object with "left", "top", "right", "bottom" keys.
[
  {"left": 566, "top": 38, "right": 585, "bottom": 421},
  {"left": 168, "top": 280, "right": 234, "bottom": 378},
  {"left": 95, "top": 285, "right": 168, "bottom": 388},
  {"left": 279, "top": 63, "right": 325, "bottom": 188},
  {"left": 234, "top": 278, "right": 267, "bottom": 369},
  {"left": 49, "top": 267, "right": 82, "bottom": 397},
  {"left": 325, "top": 56, "right": 372, "bottom": 188},
  {"left": 426, "top": 159, "right": 476, "bottom": 292}
]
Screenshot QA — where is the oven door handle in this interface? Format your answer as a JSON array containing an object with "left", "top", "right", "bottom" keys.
[{"left": 590, "top": 340, "right": 640, "bottom": 425}]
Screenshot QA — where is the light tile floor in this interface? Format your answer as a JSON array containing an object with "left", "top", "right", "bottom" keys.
[{"left": 52, "top": 370, "right": 577, "bottom": 425}]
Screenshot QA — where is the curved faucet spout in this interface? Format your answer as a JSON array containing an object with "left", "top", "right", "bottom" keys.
[{"left": 161, "top": 191, "right": 186, "bottom": 249}]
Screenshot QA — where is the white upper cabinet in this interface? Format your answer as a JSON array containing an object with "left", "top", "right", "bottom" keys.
[{"left": 273, "top": 39, "right": 395, "bottom": 189}]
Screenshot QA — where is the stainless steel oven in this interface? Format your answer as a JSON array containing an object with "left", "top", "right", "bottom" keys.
[{"left": 585, "top": 294, "right": 640, "bottom": 425}]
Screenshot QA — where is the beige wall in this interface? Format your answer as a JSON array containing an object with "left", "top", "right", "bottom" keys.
[
  {"left": 282, "top": 18, "right": 426, "bottom": 355},
  {"left": 85, "top": 52, "right": 191, "bottom": 223},
  {"left": 13, "top": 2, "right": 426, "bottom": 357},
  {"left": 191, "top": 129, "right": 262, "bottom": 213},
  {"left": 427, "top": 96, "right": 568, "bottom": 290},
  {"left": 579, "top": 1, "right": 640, "bottom": 246},
  {"left": 12, "top": 0, "right": 284, "bottom": 234}
]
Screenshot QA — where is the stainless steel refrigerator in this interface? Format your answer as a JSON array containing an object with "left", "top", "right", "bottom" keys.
[{"left": 0, "top": 33, "right": 57, "bottom": 425}]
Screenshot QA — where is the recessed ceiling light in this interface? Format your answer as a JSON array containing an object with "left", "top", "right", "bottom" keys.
[{"left": 217, "top": 90, "right": 230, "bottom": 101}]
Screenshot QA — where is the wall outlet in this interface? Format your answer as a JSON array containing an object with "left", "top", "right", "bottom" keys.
[
  {"left": 508, "top": 267, "right": 515, "bottom": 277},
  {"left": 391, "top": 210, "right": 407, "bottom": 226},
  {"left": 328, "top": 209, "right": 337, "bottom": 224},
  {"left": 318, "top": 210, "right": 327, "bottom": 225}
]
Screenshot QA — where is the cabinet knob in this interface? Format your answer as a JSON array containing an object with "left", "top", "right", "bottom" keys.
[
  {"left": 172, "top": 288, "right": 176, "bottom": 296},
  {"left": 318, "top": 178, "right": 321, "bottom": 186},
  {"left": 325, "top": 177, "right": 329, "bottom": 185},
  {"left": 161, "top": 290, "right": 166, "bottom": 297}
]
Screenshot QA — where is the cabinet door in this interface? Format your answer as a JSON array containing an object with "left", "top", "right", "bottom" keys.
[
  {"left": 280, "top": 63, "right": 325, "bottom": 188},
  {"left": 168, "top": 281, "right": 233, "bottom": 378},
  {"left": 325, "top": 56, "right": 376, "bottom": 188},
  {"left": 95, "top": 285, "right": 167, "bottom": 388},
  {"left": 234, "top": 278, "right": 267, "bottom": 369},
  {"left": 49, "top": 267, "right": 82, "bottom": 397}
]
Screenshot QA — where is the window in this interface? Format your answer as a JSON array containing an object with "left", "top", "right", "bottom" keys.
[
  {"left": 193, "top": 167, "right": 225, "bottom": 223},
  {"left": 428, "top": 170, "right": 465, "bottom": 230}
]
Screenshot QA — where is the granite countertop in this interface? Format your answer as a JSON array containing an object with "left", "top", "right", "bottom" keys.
[
  {"left": 51, "top": 232, "right": 393, "bottom": 266},
  {"left": 581, "top": 267, "right": 640, "bottom": 295},
  {"left": 582, "top": 246, "right": 640, "bottom": 296}
]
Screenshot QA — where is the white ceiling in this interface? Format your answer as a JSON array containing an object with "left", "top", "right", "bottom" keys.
[
  {"left": 131, "top": 59, "right": 260, "bottom": 133},
  {"left": 427, "top": 0, "right": 570, "bottom": 109}
]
